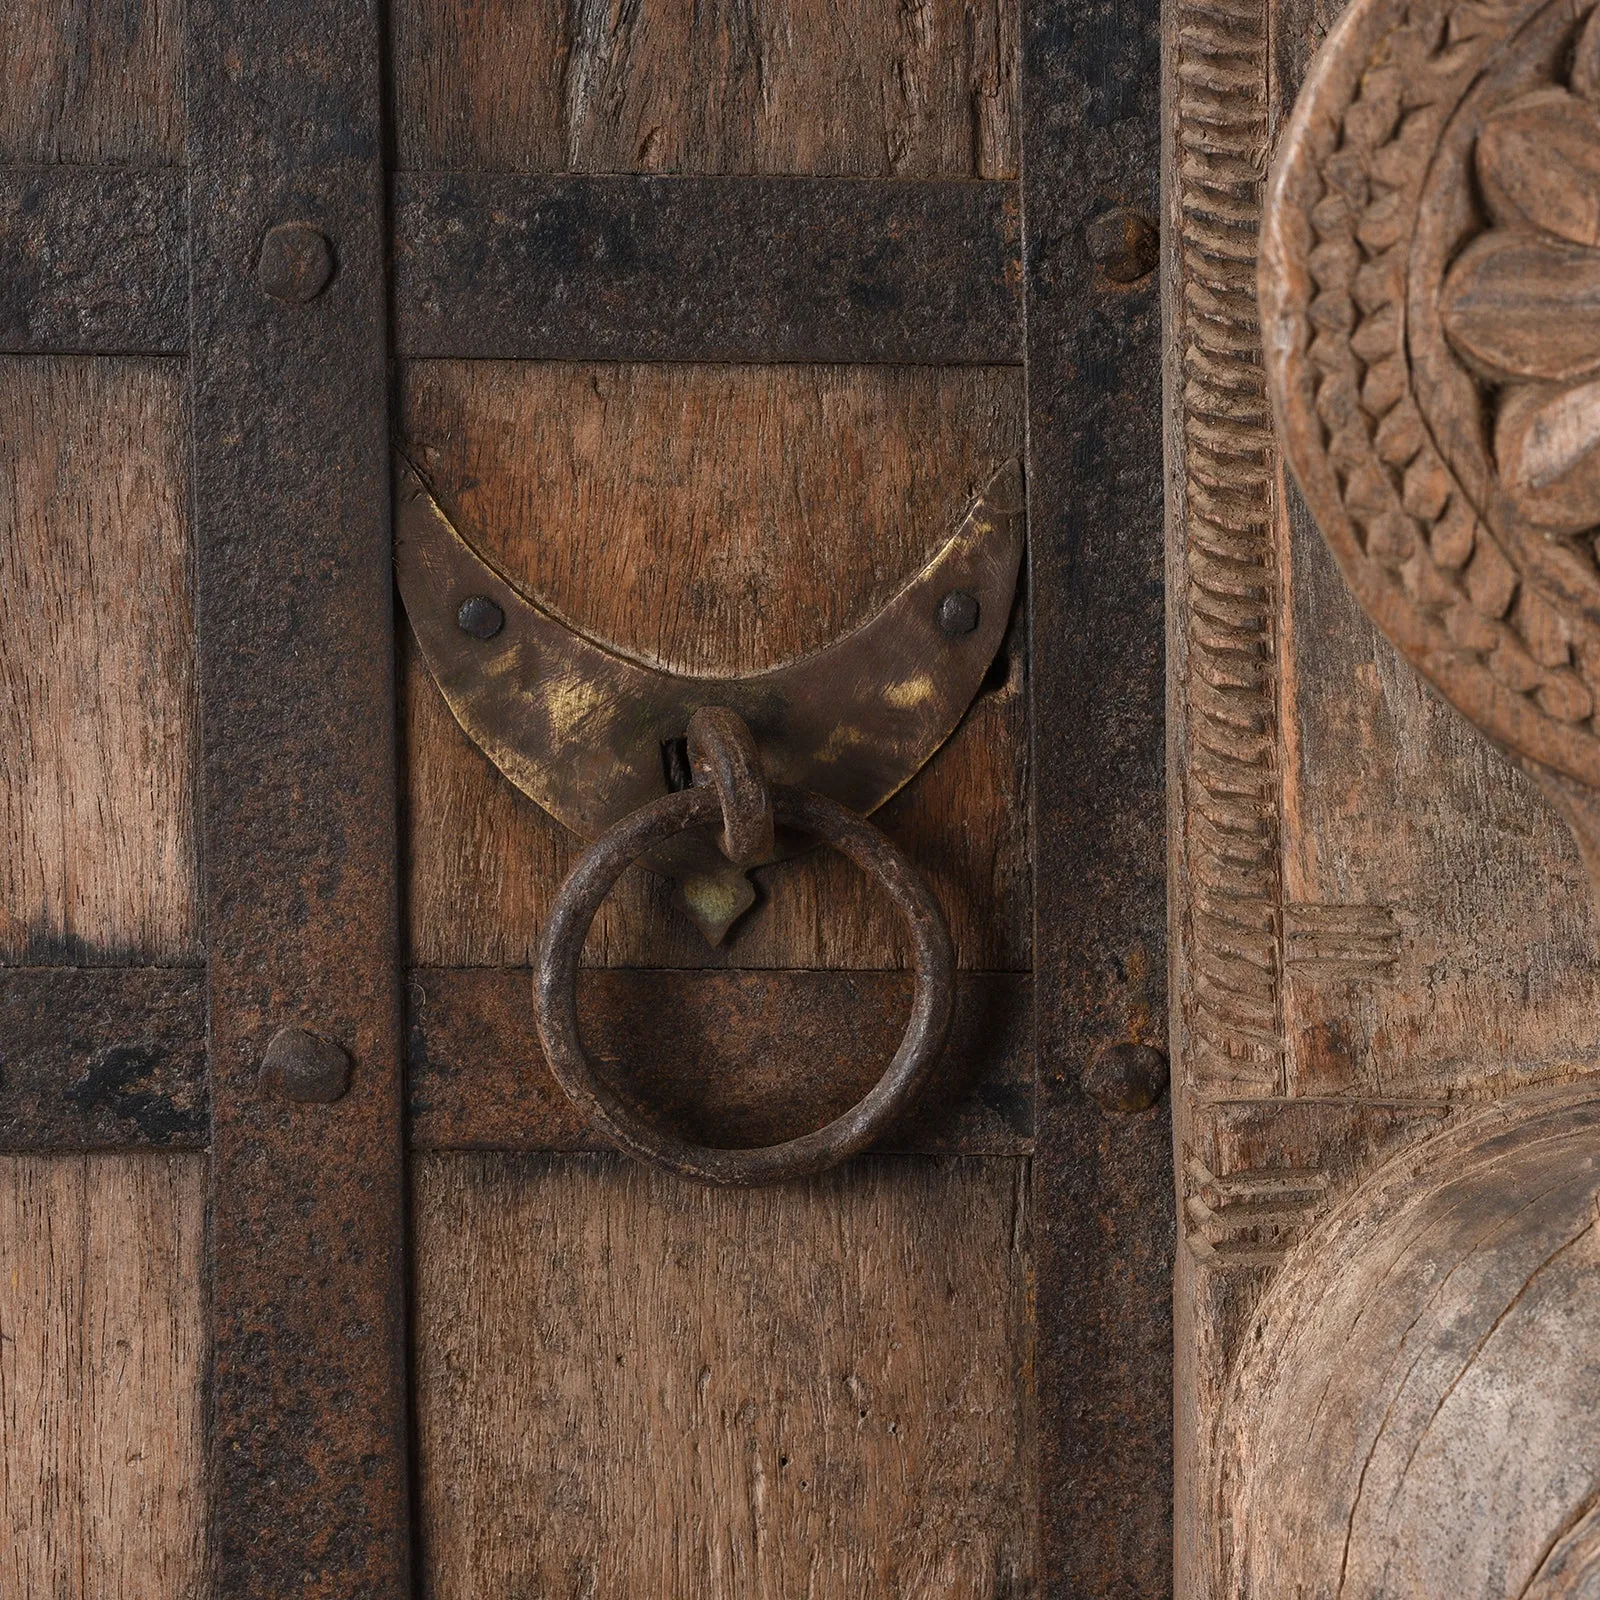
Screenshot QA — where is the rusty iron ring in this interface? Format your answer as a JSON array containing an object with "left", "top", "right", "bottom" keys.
[
  {"left": 685, "top": 705, "right": 775, "bottom": 868},
  {"left": 535, "top": 784, "right": 955, "bottom": 1185}
]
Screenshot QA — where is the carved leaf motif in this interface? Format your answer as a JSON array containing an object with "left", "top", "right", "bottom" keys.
[
  {"left": 1476, "top": 89, "right": 1600, "bottom": 244},
  {"left": 1441, "top": 231, "right": 1600, "bottom": 384},
  {"left": 1495, "top": 377, "right": 1600, "bottom": 532},
  {"left": 1575, "top": 6, "right": 1600, "bottom": 103}
]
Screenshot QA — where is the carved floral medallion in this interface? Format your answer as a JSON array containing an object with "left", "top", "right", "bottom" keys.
[{"left": 1262, "top": 0, "right": 1600, "bottom": 788}]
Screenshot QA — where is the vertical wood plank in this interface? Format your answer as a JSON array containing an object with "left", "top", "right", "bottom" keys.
[
  {"left": 413, "top": 1153, "right": 1033, "bottom": 1599},
  {"left": 390, "top": 0, "right": 1018, "bottom": 178},
  {"left": 0, "top": 1155, "right": 206, "bottom": 1600},
  {"left": 0, "top": 0, "right": 183, "bottom": 165},
  {"left": 0, "top": 357, "right": 198, "bottom": 965},
  {"left": 80, "top": 1156, "right": 208, "bottom": 1597}
]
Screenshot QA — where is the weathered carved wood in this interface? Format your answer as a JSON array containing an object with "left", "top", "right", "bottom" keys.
[
  {"left": 1261, "top": 0, "right": 1600, "bottom": 821},
  {"left": 1175, "top": 0, "right": 1600, "bottom": 1591},
  {"left": 1219, "top": 1087, "right": 1600, "bottom": 1598}
]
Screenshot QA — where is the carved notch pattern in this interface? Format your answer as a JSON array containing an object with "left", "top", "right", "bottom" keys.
[{"left": 1175, "top": 0, "right": 1285, "bottom": 1094}]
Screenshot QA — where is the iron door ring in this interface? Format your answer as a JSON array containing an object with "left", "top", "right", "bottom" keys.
[{"left": 534, "top": 783, "right": 955, "bottom": 1186}]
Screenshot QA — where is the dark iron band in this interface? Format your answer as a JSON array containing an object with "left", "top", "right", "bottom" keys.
[
  {"left": 185, "top": 0, "right": 410, "bottom": 1591},
  {"left": 1, "top": 169, "right": 1020, "bottom": 365},
  {"left": 1021, "top": 0, "right": 1174, "bottom": 1594},
  {"left": 0, "top": 964, "right": 1032, "bottom": 1156}
]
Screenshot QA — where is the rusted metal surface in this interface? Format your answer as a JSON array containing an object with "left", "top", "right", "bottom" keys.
[
  {"left": 185, "top": 0, "right": 408, "bottom": 1590},
  {"left": 393, "top": 173, "right": 1022, "bottom": 364},
  {"left": 685, "top": 706, "right": 776, "bottom": 870},
  {"left": 535, "top": 781, "right": 956, "bottom": 1185},
  {"left": 396, "top": 453, "right": 1024, "bottom": 943},
  {"left": 0, "top": 964, "right": 1033, "bottom": 1156},
  {"left": 256, "top": 220, "right": 336, "bottom": 305},
  {"left": 407, "top": 967, "right": 1034, "bottom": 1156},
  {"left": 0, "top": 967, "right": 206, "bottom": 1150},
  {"left": 0, "top": 168, "right": 186, "bottom": 354},
  {"left": 1082, "top": 1043, "right": 1170, "bottom": 1117},
  {"left": 1021, "top": 0, "right": 1174, "bottom": 1593},
  {"left": 259, "top": 1026, "right": 353, "bottom": 1105},
  {"left": 4, "top": 169, "right": 1018, "bottom": 366}
]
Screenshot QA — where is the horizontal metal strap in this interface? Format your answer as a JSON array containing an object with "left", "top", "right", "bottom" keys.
[
  {"left": 0, "top": 964, "right": 1032, "bottom": 1156},
  {"left": 0, "top": 170, "right": 1022, "bottom": 364},
  {"left": 392, "top": 172, "right": 1023, "bottom": 364},
  {"left": 0, "top": 169, "right": 189, "bottom": 354}
]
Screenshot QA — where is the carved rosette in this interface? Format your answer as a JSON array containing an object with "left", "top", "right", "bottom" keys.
[{"left": 1261, "top": 0, "right": 1600, "bottom": 795}]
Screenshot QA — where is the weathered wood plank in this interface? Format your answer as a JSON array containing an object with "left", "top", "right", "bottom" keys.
[
  {"left": 0, "top": 357, "right": 198, "bottom": 964},
  {"left": 413, "top": 1152, "right": 1033, "bottom": 1599},
  {"left": 400, "top": 359, "right": 1029, "bottom": 972},
  {"left": 1172, "top": 0, "right": 1600, "bottom": 1591},
  {"left": 0, "top": 0, "right": 182, "bottom": 165},
  {"left": 0, "top": 1154, "right": 206, "bottom": 1600},
  {"left": 390, "top": 0, "right": 1018, "bottom": 179}
]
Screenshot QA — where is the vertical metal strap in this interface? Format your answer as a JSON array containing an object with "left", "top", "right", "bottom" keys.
[
  {"left": 1020, "top": 3, "right": 1174, "bottom": 1594},
  {"left": 185, "top": 3, "right": 409, "bottom": 1595}
]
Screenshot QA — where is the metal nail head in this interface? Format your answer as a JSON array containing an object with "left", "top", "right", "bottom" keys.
[
  {"left": 1082, "top": 1042, "right": 1169, "bottom": 1115},
  {"left": 260, "top": 1025, "right": 351, "bottom": 1104},
  {"left": 456, "top": 594, "right": 505, "bottom": 640},
  {"left": 257, "top": 222, "right": 335, "bottom": 304},
  {"left": 1084, "top": 208, "right": 1159, "bottom": 284},
  {"left": 937, "top": 589, "right": 981, "bottom": 636}
]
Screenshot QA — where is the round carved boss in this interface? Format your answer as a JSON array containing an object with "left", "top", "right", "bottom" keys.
[
  {"left": 1215, "top": 1086, "right": 1600, "bottom": 1598},
  {"left": 1261, "top": 0, "right": 1600, "bottom": 787}
]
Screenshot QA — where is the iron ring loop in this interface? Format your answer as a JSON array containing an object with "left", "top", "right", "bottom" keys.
[
  {"left": 534, "top": 784, "right": 955, "bottom": 1186},
  {"left": 685, "top": 705, "right": 775, "bottom": 868}
]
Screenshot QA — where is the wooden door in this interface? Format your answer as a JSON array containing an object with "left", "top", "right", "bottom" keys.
[{"left": 0, "top": 2, "right": 1170, "bottom": 1597}]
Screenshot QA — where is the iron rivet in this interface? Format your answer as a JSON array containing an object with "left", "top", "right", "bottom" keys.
[
  {"left": 260, "top": 1026, "right": 351, "bottom": 1104},
  {"left": 457, "top": 594, "right": 505, "bottom": 640},
  {"left": 937, "top": 589, "right": 981, "bottom": 636},
  {"left": 1082, "top": 1042, "right": 1168, "bottom": 1115},
  {"left": 1084, "top": 208, "right": 1159, "bottom": 284},
  {"left": 257, "top": 221, "right": 335, "bottom": 304}
]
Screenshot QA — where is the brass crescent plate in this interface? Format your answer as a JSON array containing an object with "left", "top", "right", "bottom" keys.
[{"left": 393, "top": 453, "right": 1025, "bottom": 942}]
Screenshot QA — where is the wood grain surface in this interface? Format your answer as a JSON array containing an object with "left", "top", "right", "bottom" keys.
[
  {"left": 400, "top": 360, "right": 1029, "bottom": 971},
  {"left": 413, "top": 1152, "right": 1033, "bottom": 1599},
  {"left": 1173, "top": 0, "right": 1600, "bottom": 1590},
  {"left": 1218, "top": 1089, "right": 1600, "bottom": 1600},
  {"left": 0, "top": 0, "right": 182, "bottom": 165},
  {"left": 0, "top": 357, "right": 198, "bottom": 965},
  {"left": 390, "top": 0, "right": 1018, "bottom": 179},
  {"left": 0, "top": 1154, "right": 206, "bottom": 1600},
  {"left": 0, "top": 7, "right": 1035, "bottom": 1590}
]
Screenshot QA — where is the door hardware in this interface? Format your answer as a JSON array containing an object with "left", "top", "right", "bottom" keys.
[
  {"left": 395, "top": 451, "right": 1024, "bottom": 944},
  {"left": 534, "top": 707, "right": 954, "bottom": 1185}
]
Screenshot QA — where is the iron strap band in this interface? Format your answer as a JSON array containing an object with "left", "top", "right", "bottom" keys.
[
  {"left": 185, "top": 1, "right": 410, "bottom": 1593},
  {"left": 1020, "top": 0, "right": 1174, "bottom": 1593},
  {"left": 0, "top": 169, "right": 1021, "bottom": 366}
]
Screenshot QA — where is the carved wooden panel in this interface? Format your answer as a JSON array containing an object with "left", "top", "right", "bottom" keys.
[{"left": 1170, "top": 0, "right": 1600, "bottom": 1590}]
